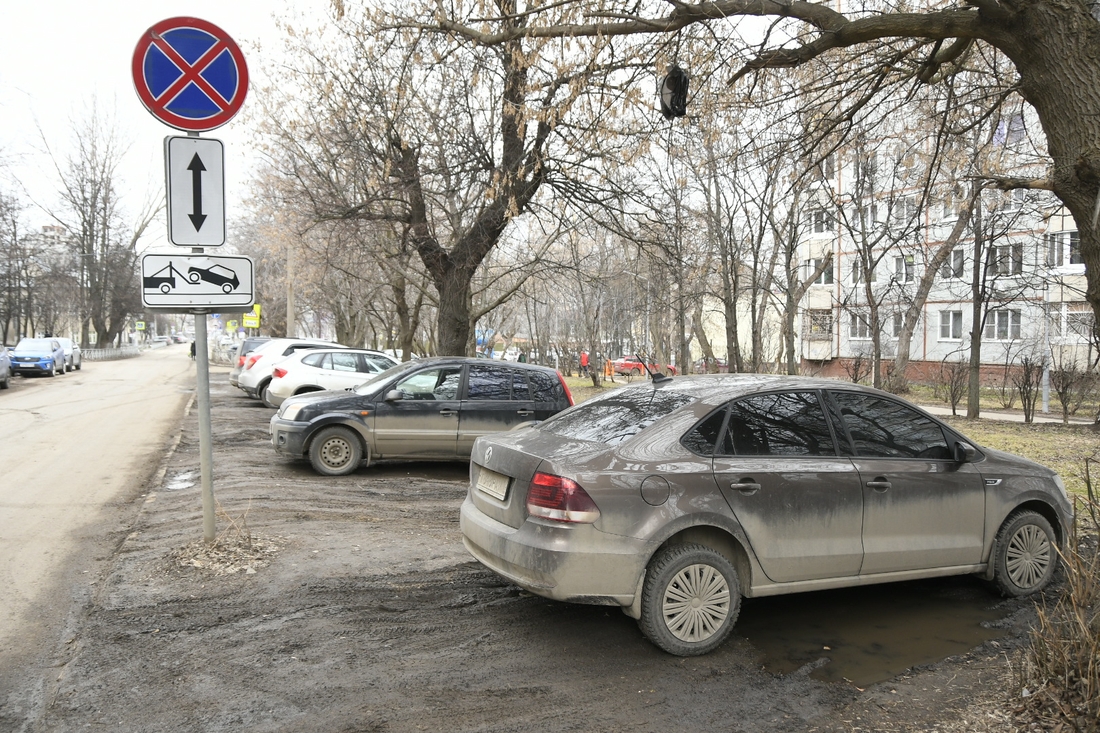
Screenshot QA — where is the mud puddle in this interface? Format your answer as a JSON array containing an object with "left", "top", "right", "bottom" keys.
[{"left": 737, "top": 576, "right": 1009, "bottom": 687}]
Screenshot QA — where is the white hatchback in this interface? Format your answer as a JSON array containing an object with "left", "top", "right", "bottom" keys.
[
  {"left": 264, "top": 348, "right": 399, "bottom": 407},
  {"left": 237, "top": 338, "right": 346, "bottom": 404}
]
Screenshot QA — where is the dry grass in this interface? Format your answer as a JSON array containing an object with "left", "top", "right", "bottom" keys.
[
  {"left": 941, "top": 419, "right": 1100, "bottom": 497},
  {"left": 1015, "top": 483, "right": 1100, "bottom": 732}
]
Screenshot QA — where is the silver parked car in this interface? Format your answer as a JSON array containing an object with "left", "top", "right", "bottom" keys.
[
  {"left": 56, "top": 338, "right": 82, "bottom": 372},
  {"left": 461, "top": 375, "right": 1073, "bottom": 656}
]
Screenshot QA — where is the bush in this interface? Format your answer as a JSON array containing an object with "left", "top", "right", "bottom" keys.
[{"left": 1017, "top": 464, "right": 1100, "bottom": 731}]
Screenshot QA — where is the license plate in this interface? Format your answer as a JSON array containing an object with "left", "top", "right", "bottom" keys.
[{"left": 476, "top": 468, "right": 510, "bottom": 501}]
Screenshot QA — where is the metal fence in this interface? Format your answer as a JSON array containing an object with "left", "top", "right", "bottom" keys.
[{"left": 84, "top": 346, "right": 142, "bottom": 361}]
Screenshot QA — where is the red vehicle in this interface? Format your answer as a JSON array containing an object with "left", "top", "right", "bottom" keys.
[{"left": 612, "top": 355, "right": 676, "bottom": 377}]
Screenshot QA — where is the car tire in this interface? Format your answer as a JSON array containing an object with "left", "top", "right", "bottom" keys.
[
  {"left": 639, "top": 543, "right": 741, "bottom": 656},
  {"left": 65, "top": 359, "right": 72, "bottom": 373},
  {"left": 630, "top": 368, "right": 640, "bottom": 376},
  {"left": 0, "top": 373, "right": 9, "bottom": 389},
  {"left": 992, "top": 511, "right": 1058, "bottom": 597},
  {"left": 308, "top": 426, "right": 363, "bottom": 476},
  {"left": 75, "top": 360, "right": 81, "bottom": 371},
  {"left": 258, "top": 380, "right": 273, "bottom": 405},
  {"left": 47, "top": 361, "right": 57, "bottom": 377}
]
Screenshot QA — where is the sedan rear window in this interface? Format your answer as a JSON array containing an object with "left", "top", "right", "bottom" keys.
[
  {"left": 540, "top": 388, "right": 693, "bottom": 445},
  {"left": 723, "top": 391, "right": 835, "bottom": 456}
]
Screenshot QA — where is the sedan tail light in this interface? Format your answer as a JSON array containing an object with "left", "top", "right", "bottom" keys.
[
  {"left": 272, "top": 367, "right": 288, "bottom": 379},
  {"left": 245, "top": 354, "right": 263, "bottom": 370},
  {"left": 237, "top": 355, "right": 247, "bottom": 367},
  {"left": 526, "top": 472, "right": 599, "bottom": 523}
]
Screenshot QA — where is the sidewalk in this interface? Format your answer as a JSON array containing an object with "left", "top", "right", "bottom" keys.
[{"left": 920, "top": 402, "right": 1095, "bottom": 425}]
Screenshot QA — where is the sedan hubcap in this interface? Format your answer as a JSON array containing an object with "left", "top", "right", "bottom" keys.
[
  {"left": 1006, "top": 524, "right": 1051, "bottom": 589},
  {"left": 319, "top": 438, "right": 351, "bottom": 468},
  {"left": 662, "top": 563, "right": 730, "bottom": 642}
]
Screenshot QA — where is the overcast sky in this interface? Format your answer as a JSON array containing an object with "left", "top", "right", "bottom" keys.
[{"left": 0, "top": 0, "right": 325, "bottom": 245}]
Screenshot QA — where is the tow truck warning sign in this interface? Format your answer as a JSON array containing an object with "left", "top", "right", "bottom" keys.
[{"left": 141, "top": 252, "right": 254, "bottom": 309}]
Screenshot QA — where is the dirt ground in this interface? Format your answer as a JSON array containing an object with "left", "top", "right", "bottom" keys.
[{"left": 7, "top": 367, "right": 1054, "bottom": 732}]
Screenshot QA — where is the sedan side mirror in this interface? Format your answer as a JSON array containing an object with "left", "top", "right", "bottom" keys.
[
  {"left": 954, "top": 441, "right": 976, "bottom": 463},
  {"left": 384, "top": 389, "right": 404, "bottom": 402}
]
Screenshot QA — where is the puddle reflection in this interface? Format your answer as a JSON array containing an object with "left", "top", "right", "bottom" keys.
[{"left": 736, "top": 577, "right": 1008, "bottom": 687}]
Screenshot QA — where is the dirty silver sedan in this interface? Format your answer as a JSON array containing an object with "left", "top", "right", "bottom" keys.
[{"left": 461, "top": 375, "right": 1073, "bottom": 656}]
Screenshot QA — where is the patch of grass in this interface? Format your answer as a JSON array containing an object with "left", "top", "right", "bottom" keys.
[{"left": 942, "top": 419, "right": 1100, "bottom": 497}]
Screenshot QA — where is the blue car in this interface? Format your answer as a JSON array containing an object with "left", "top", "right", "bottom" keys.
[
  {"left": 0, "top": 345, "right": 10, "bottom": 389},
  {"left": 10, "top": 338, "right": 66, "bottom": 377}
]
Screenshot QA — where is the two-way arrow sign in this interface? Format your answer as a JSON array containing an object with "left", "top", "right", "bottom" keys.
[{"left": 165, "top": 136, "right": 225, "bottom": 247}]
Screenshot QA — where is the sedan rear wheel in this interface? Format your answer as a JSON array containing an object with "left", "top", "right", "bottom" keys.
[
  {"left": 993, "top": 511, "right": 1058, "bottom": 597},
  {"left": 640, "top": 543, "right": 740, "bottom": 656},
  {"left": 308, "top": 426, "right": 363, "bottom": 476}
]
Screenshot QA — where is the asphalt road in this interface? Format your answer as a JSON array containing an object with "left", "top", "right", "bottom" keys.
[{"left": 0, "top": 346, "right": 194, "bottom": 706}]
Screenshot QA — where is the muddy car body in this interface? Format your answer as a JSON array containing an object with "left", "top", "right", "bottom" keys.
[
  {"left": 271, "top": 356, "right": 573, "bottom": 475},
  {"left": 461, "top": 375, "right": 1073, "bottom": 656}
]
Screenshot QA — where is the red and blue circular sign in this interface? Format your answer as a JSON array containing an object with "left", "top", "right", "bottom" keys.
[{"left": 132, "top": 17, "right": 249, "bottom": 132}]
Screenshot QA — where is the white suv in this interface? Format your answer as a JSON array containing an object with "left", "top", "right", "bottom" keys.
[
  {"left": 236, "top": 338, "right": 345, "bottom": 404},
  {"left": 264, "top": 348, "right": 399, "bottom": 407}
]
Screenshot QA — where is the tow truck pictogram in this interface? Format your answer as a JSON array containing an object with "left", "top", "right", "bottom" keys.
[{"left": 143, "top": 261, "right": 188, "bottom": 294}]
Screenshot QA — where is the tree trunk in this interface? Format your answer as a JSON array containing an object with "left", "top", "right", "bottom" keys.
[{"left": 998, "top": 2, "right": 1100, "bottom": 325}]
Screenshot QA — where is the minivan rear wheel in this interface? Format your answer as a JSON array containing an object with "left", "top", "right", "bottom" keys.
[
  {"left": 308, "top": 426, "right": 362, "bottom": 476},
  {"left": 993, "top": 511, "right": 1058, "bottom": 597},
  {"left": 639, "top": 543, "right": 741, "bottom": 656}
]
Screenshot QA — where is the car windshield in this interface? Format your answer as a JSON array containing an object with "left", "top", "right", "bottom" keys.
[
  {"left": 17, "top": 339, "right": 55, "bottom": 350},
  {"left": 539, "top": 385, "right": 694, "bottom": 445},
  {"left": 352, "top": 360, "right": 422, "bottom": 395}
]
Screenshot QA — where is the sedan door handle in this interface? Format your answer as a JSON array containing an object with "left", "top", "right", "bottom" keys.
[
  {"left": 730, "top": 480, "right": 761, "bottom": 496},
  {"left": 439, "top": 409, "right": 458, "bottom": 416},
  {"left": 866, "top": 478, "right": 891, "bottom": 492},
  {"left": 516, "top": 409, "right": 534, "bottom": 416}
]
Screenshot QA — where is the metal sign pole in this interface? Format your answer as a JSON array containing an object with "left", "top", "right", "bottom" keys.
[{"left": 194, "top": 307, "right": 216, "bottom": 543}]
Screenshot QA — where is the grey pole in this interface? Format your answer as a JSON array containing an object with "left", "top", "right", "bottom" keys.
[{"left": 194, "top": 307, "right": 216, "bottom": 543}]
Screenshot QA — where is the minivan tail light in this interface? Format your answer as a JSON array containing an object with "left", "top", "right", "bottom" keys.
[
  {"left": 245, "top": 354, "right": 263, "bottom": 370},
  {"left": 272, "top": 367, "right": 288, "bottom": 379},
  {"left": 526, "top": 472, "right": 599, "bottom": 523}
]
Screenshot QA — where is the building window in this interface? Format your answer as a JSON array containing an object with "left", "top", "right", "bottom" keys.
[
  {"left": 809, "top": 209, "right": 834, "bottom": 234},
  {"left": 853, "top": 203, "right": 881, "bottom": 230},
  {"left": 807, "top": 309, "right": 833, "bottom": 340},
  {"left": 889, "top": 312, "right": 905, "bottom": 338},
  {"left": 940, "top": 248, "right": 964, "bottom": 279},
  {"left": 891, "top": 195, "right": 918, "bottom": 225},
  {"left": 988, "top": 243, "right": 1023, "bottom": 276},
  {"left": 851, "top": 259, "right": 876, "bottom": 285},
  {"left": 984, "top": 309, "right": 1022, "bottom": 341},
  {"left": 849, "top": 311, "right": 871, "bottom": 339},
  {"left": 854, "top": 154, "right": 878, "bottom": 183},
  {"left": 1044, "top": 231, "right": 1082, "bottom": 267},
  {"left": 939, "top": 310, "right": 963, "bottom": 340},
  {"left": 1002, "top": 188, "right": 1026, "bottom": 212},
  {"left": 807, "top": 258, "right": 834, "bottom": 285},
  {"left": 894, "top": 255, "right": 914, "bottom": 283},
  {"left": 1052, "top": 302, "right": 1094, "bottom": 340},
  {"left": 940, "top": 185, "right": 967, "bottom": 220}
]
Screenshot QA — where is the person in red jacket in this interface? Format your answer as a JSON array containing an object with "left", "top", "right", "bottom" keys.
[{"left": 579, "top": 351, "right": 589, "bottom": 376}]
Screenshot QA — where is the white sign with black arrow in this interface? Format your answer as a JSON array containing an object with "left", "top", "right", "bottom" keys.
[{"left": 165, "top": 136, "right": 225, "bottom": 247}]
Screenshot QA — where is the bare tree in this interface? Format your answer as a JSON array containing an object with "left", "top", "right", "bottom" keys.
[
  {"left": 428, "top": 0, "right": 1100, "bottom": 342},
  {"left": 264, "top": 2, "right": 649, "bottom": 354},
  {"left": 41, "top": 103, "right": 158, "bottom": 347}
]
